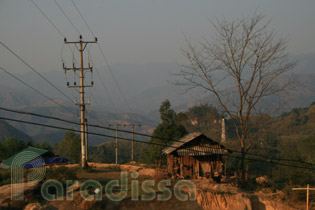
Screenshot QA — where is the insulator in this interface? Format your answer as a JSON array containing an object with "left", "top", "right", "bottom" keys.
[
  {"left": 67, "top": 82, "right": 69, "bottom": 86},
  {"left": 91, "top": 81, "right": 94, "bottom": 85},
  {"left": 74, "top": 81, "right": 76, "bottom": 86},
  {"left": 95, "top": 37, "right": 97, "bottom": 42},
  {"left": 64, "top": 37, "right": 67, "bottom": 42},
  {"left": 80, "top": 35, "right": 82, "bottom": 40}
]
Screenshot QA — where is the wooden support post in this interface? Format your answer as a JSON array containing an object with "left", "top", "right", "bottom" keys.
[{"left": 292, "top": 184, "right": 315, "bottom": 210}]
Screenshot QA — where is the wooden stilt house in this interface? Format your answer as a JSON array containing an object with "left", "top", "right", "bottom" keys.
[{"left": 162, "top": 132, "right": 230, "bottom": 181}]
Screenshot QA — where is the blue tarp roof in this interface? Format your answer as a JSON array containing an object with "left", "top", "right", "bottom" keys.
[{"left": 0, "top": 147, "right": 68, "bottom": 169}]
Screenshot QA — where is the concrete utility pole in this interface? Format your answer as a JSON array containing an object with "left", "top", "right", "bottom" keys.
[
  {"left": 292, "top": 184, "right": 315, "bottom": 210},
  {"left": 108, "top": 124, "right": 122, "bottom": 165},
  {"left": 123, "top": 124, "right": 141, "bottom": 162},
  {"left": 64, "top": 35, "right": 97, "bottom": 168}
]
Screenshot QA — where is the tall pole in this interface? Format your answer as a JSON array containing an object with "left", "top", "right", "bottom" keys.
[
  {"left": 109, "top": 124, "right": 122, "bottom": 165},
  {"left": 132, "top": 126, "right": 134, "bottom": 162},
  {"left": 123, "top": 124, "right": 141, "bottom": 162},
  {"left": 221, "top": 118, "right": 226, "bottom": 143},
  {"left": 64, "top": 35, "right": 97, "bottom": 168},
  {"left": 85, "top": 118, "right": 88, "bottom": 162},
  {"left": 79, "top": 39, "right": 86, "bottom": 168},
  {"left": 115, "top": 126, "right": 118, "bottom": 165}
]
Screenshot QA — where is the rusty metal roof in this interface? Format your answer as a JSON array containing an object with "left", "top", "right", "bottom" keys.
[{"left": 162, "top": 132, "right": 229, "bottom": 156}]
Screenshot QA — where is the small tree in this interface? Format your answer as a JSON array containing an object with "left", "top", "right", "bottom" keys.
[
  {"left": 0, "top": 138, "right": 26, "bottom": 160},
  {"left": 141, "top": 100, "right": 187, "bottom": 164},
  {"left": 176, "top": 14, "right": 296, "bottom": 182},
  {"left": 55, "top": 130, "right": 81, "bottom": 163}
]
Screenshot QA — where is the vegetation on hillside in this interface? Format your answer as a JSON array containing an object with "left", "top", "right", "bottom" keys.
[
  {"left": 88, "top": 140, "right": 148, "bottom": 164},
  {"left": 178, "top": 102, "right": 315, "bottom": 188},
  {"left": 54, "top": 130, "right": 81, "bottom": 163},
  {"left": 140, "top": 99, "right": 187, "bottom": 164},
  {"left": 0, "top": 120, "right": 33, "bottom": 143}
]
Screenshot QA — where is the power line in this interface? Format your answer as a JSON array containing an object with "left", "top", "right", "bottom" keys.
[
  {"left": 30, "top": 0, "right": 65, "bottom": 37},
  {"left": 29, "top": 0, "right": 106, "bottom": 125},
  {"left": 97, "top": 43, "right": 133, "bottom": 113},
  {"left": 70, "top": 0, "right": 95, "bottom": 38},
  {"left": 0, "top": 115, "right": 313, "bottom": 170},
  {"left": 0, "top": 67, "right": 75, "bottom": 115},
  {"left": 70, "top": 0, "right": 133, "bottom": 113},
  {"left": 0, "top": 105, "right": 313, "bottom": 167},
  {"left": 89, "top": 58, "right": 120, "bottom": 114},
  {"left": 0, "top": 41, "right": 74, "bottom": 105},
  {"left": 35, "top": 0, "right": 121, "bottom": 116},
  {"left": 53, "top": 0, "right": 80, "bottom": 35}
]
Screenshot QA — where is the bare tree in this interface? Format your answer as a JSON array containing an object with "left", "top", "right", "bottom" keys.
[{"left": 176, "top": 14, "right": 296, "bottom": 182}]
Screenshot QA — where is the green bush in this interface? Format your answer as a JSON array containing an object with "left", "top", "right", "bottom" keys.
[{"left": 0, "top": 169, "right": 11, "bottom": 186}]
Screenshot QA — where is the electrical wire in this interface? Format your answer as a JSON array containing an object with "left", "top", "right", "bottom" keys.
[
  {"left": 53, "top": 0, "right": 80, "bottom": 35},
  {"left": 70, "top": 0, "right": 133, "bottom": 113},
  {"left": 70, "top": 0, "right": 95, "bottom": 38},
  {"left": 0, "top": 67, "right": 75, "bottom": 115},
  {"left": 30, "top": 0, "right": 65, "bottom": 37},
  {"left": 0, "top": 41, "right": 74, "bottom": 105},
  {"left": 0, "top": 115, "right": 313, "bottom": 170},
  {"left": 0, "top": 105, "right": 313, "bottom": 167},
  {"left": 37, "top": 0, "right": 120, "bottom": 118},
  {"left": 97, "top": 43, "right": 133, "bottom": 113},
  {"left": 23, "top": 0, "right": 315, "bottom": 169},
  {"left": 89, "top": 58, "right": 120, "bottom": 114},
  {"left": 29, "top": 0, "right": 110, "bottom": 125}
]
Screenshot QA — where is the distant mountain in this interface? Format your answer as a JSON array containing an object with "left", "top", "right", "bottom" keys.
[
  {"left": 290, "top": 53, "right": 315, "bottom": 74},
  {"left": 0, "top": 120, "right": 33, "bottom": 143},
  {"left": 88, "top": 139, "right": 148, "bottom": 164},
  {"left": 0, "top": 104, "right": 155, "bottom": 146},
  {"left": 0, "top": 52, "right": 314, "bottom": 144}
]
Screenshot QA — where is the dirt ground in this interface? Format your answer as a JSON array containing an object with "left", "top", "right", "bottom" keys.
[{"left": 1, "top": 163, "right": 312, "bottom": 210}]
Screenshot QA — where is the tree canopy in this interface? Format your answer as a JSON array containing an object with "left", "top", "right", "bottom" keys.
[
  {"left": 54, "top": 130, "right": 81, "bottom": 163},
  {"left": 141, "top": 100, "right": 187, "bottom": 163}
]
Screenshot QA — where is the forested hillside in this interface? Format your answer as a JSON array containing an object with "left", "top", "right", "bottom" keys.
[
  {"left": 0, "top": 120, "right": 33, "bottom": 143},
  {"left": 174, "top": 102, "right": 315, "bottom": 187}
]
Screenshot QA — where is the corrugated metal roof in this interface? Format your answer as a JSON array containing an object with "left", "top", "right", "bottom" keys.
[
  {"left": 162, "top": 132, "right": 229, "bottom": 156},
  {"left": 177, "top": 144, "right": 227, "bottom": 156},
  {"left": 162, "top": 132, "right": 203, "bottom": 155}
]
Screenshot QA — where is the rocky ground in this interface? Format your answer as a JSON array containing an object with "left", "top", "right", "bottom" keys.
[{"left": 0, "top": 163, "right": 311, "bottom": 210}]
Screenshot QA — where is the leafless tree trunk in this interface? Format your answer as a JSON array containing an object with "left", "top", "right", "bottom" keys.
[{"left": 176, "top": 14, "right": 296, "bottom": 183}]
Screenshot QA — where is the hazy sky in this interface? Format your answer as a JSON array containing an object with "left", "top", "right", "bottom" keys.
[{"left": 0, "top": 0, "right": 314, "bottom": 74}]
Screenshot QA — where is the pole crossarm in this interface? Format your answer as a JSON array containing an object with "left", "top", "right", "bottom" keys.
[
  {"left": 292, "top": 187, "right": 315, "bottom": 190},
  {"left": 63, "top": 67, "right": 93, "bottom": 71}
]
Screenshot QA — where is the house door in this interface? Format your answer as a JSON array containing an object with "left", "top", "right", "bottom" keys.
[{"left": 200, "top": 162, "right": 211, "bottom": 177}]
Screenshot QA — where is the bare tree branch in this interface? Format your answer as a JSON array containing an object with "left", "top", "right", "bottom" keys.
[{"left": 175, "top": 13, "right": 296, "bottom": 182}]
